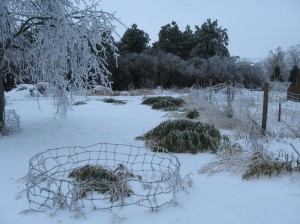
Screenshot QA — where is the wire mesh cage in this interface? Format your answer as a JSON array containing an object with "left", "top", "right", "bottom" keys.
[
  {"left": 1, "top": 110, "right": 21, "bottom": 135},
  {"left": 26, "top": 143, "right": 181, "bottom": 211}
]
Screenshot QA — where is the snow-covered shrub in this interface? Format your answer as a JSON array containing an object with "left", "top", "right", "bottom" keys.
[
  {"left": 29, "top": 83, "right": 47, "bottom": 97},
  {"left": 73, "top": 100, "right": 88, "bottom": 106},
  {"left": 242, "top": 151, "right": 293, "bottom": 180},
  {"left": 101, "top": 98, "right": 127, "bottom": 104},
  {"left": 16, "top": 85, "right": 28, "bottom": 91},
  {"left": 68, "top": 164, "right": 136, "bottom": 202},
  {"left": 198, "top": 138, "right": 248, "bottom": 176},
  {"left": 199, "top": 137, "right": 298, "bottom": 179},
  {"left": 1, "top": 110, "right": 21, "bottom": 135},
  {"left": 137, "top": 120, "right": 221, "bottom": 154},
  {"left": 186, "top": 109, "right": 199, "bottom": 119},
  {"left": 142, "top": 96, "right": 184, "bottom": 111},
  {"left": 88, "top": 86, "right": 113, "bottom": 96}
]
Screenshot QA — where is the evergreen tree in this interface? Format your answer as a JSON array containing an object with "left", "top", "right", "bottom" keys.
[
  {"left": 289, "top": 65, "right": 300, "bottom": 82},
  {"left": 119, "top": 24, "right": 150, "bottom": 54},
  {"left": 153, "top": 21, "right": 184, "bottom": 57},
  {"left": 181, "top": 25, "right": 196, "bottom": 59},
  {"left": 191, "top": 19, "right": 229, "bottom": 59},
  {"left": 271, "top": 65, "right": 283, "bottom": 82}
]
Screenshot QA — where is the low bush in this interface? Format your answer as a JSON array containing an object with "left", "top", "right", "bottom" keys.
[
  {"left": 242, "top": 151, "right": 293, "bottom": 180},
  {"left": 101, "top": 98, "right": 127, "bottom": 104},
  {"left": 73, "top": 100, "right": 87, "bottom": 106},
  {"left": 186, "top": 109, "right": 199, "bottom": 119},
  {"left": 141, "top": 96, "right": 184, "bottom": 111},
  {"left": 136, "top": 119, "right": 221, "bottom": 154},
  {"left": 68, "top": 164, "right": 137, "bottom": 202}
]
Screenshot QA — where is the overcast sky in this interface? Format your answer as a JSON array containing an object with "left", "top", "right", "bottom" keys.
[{"left": 99, "top": 0, "right": 300, "bottom": 60}]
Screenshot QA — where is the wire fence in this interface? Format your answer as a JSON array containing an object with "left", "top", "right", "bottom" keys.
[
  {"left": 191, "top": 81, "right": 300, "bottom": 138},
  {"left": 26, "top": 143, "right": 181, "bottom": 212},
  {"left": 191, "top": 82, "right": 300, "bottom": 173}
]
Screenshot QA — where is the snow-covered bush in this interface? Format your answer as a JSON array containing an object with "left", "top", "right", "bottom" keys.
[
  {"left": 242, "top": 151, "right": 293, "bottom": 180},
  {"left": 73, "top": 100, "right": 88, "bottom": 106},
  {"left": 137, "top": 120, "right": 221, "bottom": 154},
  {"left": 29, "top": 83, "right": 47, "bottom": 97},
  {"left": 199, "top": 136, "right": 299, "bottom": 179},
  {"left": 142, "top": 96, "right": 185, "bottom": 111},
  {"left": 101, "top": 98, "right": 127, "bottom": 104},
  {"left": 68, "top": 164, "right": 136, "bottom": 202},
  {"left": 88, "top": 86, "right": 113, "bottom": 96},
  {"left": 186, "top": 109, "right": 200, "bottom": 119}
]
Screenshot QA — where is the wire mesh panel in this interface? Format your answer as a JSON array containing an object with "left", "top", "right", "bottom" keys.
[{"left": 26, "top": 143, "right": 181, "bottom": 211}]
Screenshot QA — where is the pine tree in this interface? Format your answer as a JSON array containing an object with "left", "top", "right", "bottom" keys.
[
  {"left": 271, "top": 65, "right": 283, "bottom": 82},
  {"left": 288, "top": 65, "right": 300, "bottom": 82},
  {"left": 191, "top": 19, "right": 229, "bottom": 59},
  {"left": 181, "top": 25, "right": 196, "bottom": 59},
  {"left": 153, "top": 21, "right": 184, "bottom": 57},
  {"left": 119, "top": 24, "right": 150, "bottom": 54}
]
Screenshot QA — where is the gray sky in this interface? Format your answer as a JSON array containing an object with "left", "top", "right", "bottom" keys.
[{"left": 99, "top": 0, "right": 300, "bottom": 59}]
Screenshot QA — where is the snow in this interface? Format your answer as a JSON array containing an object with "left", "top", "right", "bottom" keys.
[{"left": 1, "top": 87, "right": 299, "bottom": 224}]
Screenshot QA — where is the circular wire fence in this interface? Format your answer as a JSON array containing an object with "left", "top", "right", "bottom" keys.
[{"left": 26, "top": 143, "right": 181, "bottom": 211}]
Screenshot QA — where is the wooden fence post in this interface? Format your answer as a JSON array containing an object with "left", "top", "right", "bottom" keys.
[
  {"left": 227, "top": 80, "right": 233, "bottom": 118},
  {"left": 209, "top": 79, "right": 212, "bottom": 103},
  {"left": 278, "top": 103, "right": 281, "bottom": 122},
  {"left": 261, "top": 83, "right": 269, "bottom": 135}
]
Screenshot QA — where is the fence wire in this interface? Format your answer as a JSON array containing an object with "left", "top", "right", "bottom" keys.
[
  {"left": 26, "top": 143, "right": 181, "bottom": 211},
  {"left": 191, "top": 82, "right": 300, "bottom": 138}
]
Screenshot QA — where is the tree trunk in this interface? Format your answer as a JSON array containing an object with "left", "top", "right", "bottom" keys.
[{"left": 0, "top": 72, "right": 4, "bottom": 133}]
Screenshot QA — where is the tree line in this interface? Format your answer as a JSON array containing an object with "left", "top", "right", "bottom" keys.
[{"left": 108, "top": 20, "right": 268, "bottom": 90}]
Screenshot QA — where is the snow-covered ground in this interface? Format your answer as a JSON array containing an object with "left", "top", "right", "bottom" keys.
[{"left": 1, "top": 87, "right": 299, "bottom": 224}]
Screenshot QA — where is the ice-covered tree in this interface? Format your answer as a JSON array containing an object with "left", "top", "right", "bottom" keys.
[
  {"left": 264, "top": 47, "right": 288, "bottom": 81},
  {"left": 0, "top": 0, "right": 119, "bottom": 132},
  {"left": 191, "top": 19, "right": 229, "bottom": 59},
  {"left": 286, "top": 44, "right": 300, "bottom": 69}
]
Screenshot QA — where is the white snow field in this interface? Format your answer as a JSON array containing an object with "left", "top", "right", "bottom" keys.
[{"left": 0, "top": 87, "right": 299, "bottom": 224}]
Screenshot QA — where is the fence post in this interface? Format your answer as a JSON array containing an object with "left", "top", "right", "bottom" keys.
[
  {"left": 261, "top": 83, "right": 269, "bottom": 135},
  {"left": 278, "top": 103, "right": 281, "bottom": 122},
  {"left": 227, "top": 80, "right": 233, "bottom": 118},
  {"left": 209, "top": 79, "right": 212, "bottom": 103}
]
